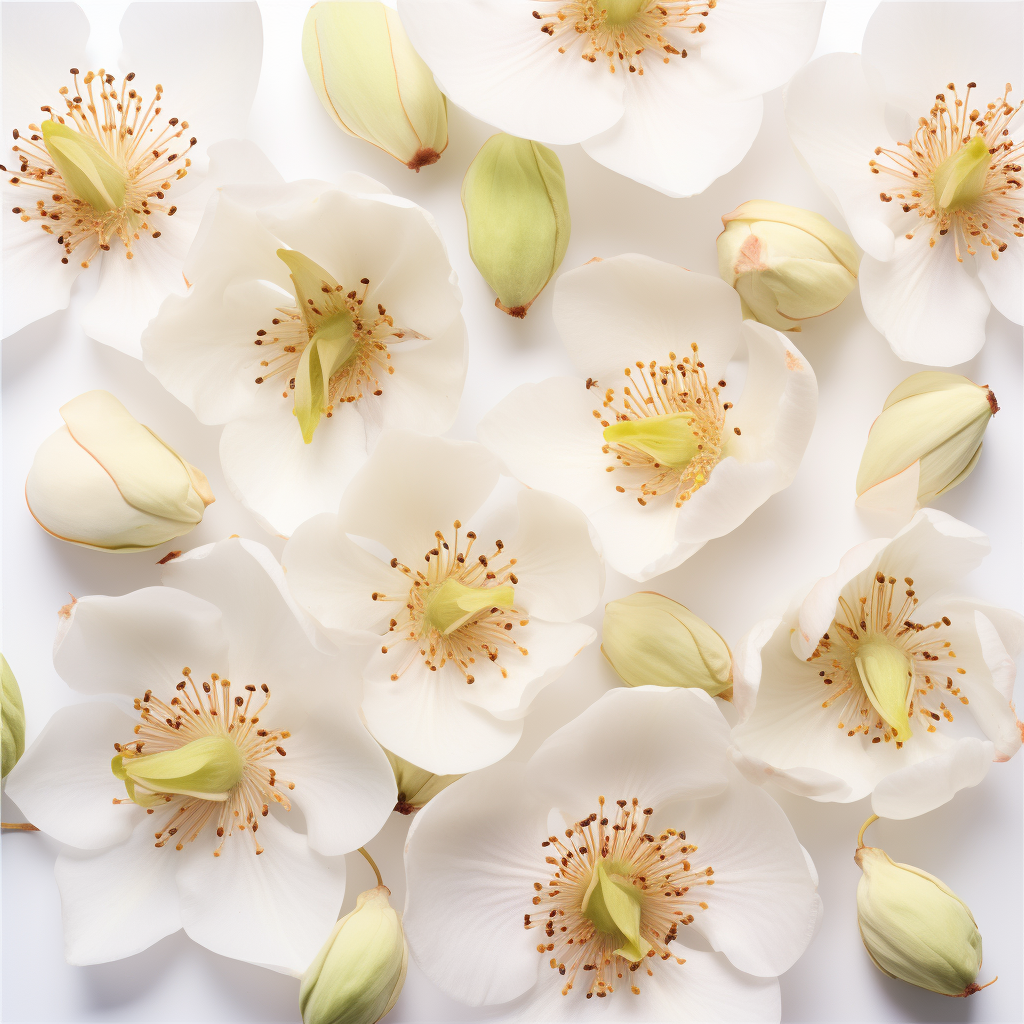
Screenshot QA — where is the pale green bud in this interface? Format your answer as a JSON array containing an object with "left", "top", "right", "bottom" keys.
[
  {"left": 112, "top": 735, "right": 245, "bottom": 806},
  {"left": 1, "top": 655, "right": 26, "bottom": 779},
  {"left": 42, "top": 119, "right": 127, "bottom": 213},
  {"left": 854, "top": 639, "right": 913, "bottom": 742},
  {"left": 717, "top": 199, "right": 858, "bottom": 331},
  {"left": 462, "top": 133, "right": 570, "bottom": 318},
  {"left": 25, "top": 391, "right": 215, "bottom": 552},
  {"left": 383, "top": 747, "right": 461, "bottom": 814},
  {"left": 580, "top": 859, "right": 652, "bottom": 963},
  {"left": 855, "top": 817, "right": 990, "bottom": 997},
  {"left": 856, "top": 372, "right": 997, "bottom": 515},
  {"left": 602, "top": 592, "right": 733, "bottom": 698},
  {"left": 603, "top": 413, "right": 697, "bottom": 470},
  {"left": 300, "top": 885, "right": 408, "bottom": 1024},
  {"left": 302, "top": 2, "right": 447, "bottom": 171},
  {"left": 933, "top": 136, "right": 992, "bottom": 212},
  {"left": 423, "top": 578, "right": 514, "bottom": 635}
]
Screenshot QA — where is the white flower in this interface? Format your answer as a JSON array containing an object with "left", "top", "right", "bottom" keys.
[
  {"left": 1, "top": 2, "right": 266, "bottom": 356},
  {"left": 143, "top": 178, "right": 467, "bottom": 536},
  {"left": 403, "top": 685, "right": 821, "bottom": 1022},
  {"left": 478, "top": 254, "right": 818, "bottom": 581},
  {"left": 397, "top": 0, "right": 824, "bottom": 198},
  {"left": 282, "top": 431, "right": 603, "bottom": 775},
  {"left": 3, "top": 538, "right": 397, "bottom": 972},
  {"left": 731, "top": 509, "right": 1024, "bottom": 820},
  {"left": 784, "top": 3, "right": 1024, "bottom": 365}
]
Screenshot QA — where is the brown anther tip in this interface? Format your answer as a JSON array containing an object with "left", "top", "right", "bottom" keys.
[
  {"left": 407, "top": 147, "right": 441, "bottom": 171},
  {"left": 156, "top": 550, "right": 182, "bottom": 564}
]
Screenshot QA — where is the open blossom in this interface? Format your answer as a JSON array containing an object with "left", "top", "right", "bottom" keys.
[
  {"left": 143, "top": 178, "right": 467, "bottom": 536},
  {"left": 731, "top": 509, "right": 1024, "bottom": 820},
  {"left": 1, "top": 2, "right": 264, "bottom": 355},
  {"left": 479, "top": 255, "right": 817, "bottom": 581},
  {"left": 283, "top": 431, "right": 603, "bottom": 775},
  {"left": 3, "top": 539, "right": 396, "bottom": 972},
  {"left": 397, "top": 0, "right": 823, "bottom": 198},
  {"left": 404, "top": 685, "right": 820, "bottom": 1021},
  {"left": 785, "top": 3, "right": 1024, "bottom": 365}
]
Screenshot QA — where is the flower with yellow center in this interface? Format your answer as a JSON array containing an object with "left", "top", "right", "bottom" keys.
[
  {"left": 479, "top": 254, "right": 817, "bottom": 581},
  {"left": 404, "top": 686, "right": 821, "bottom": 1019},
  {"left": 143, "top": 181, "right": 467, "bottom": 536},
  {"left": 398, "top": 0, "right": 824, "bottom": 197},
  {"left": 3, "top": 538, "right": 397, "bottom": 972},
  {"left": 1, "top": 2, "right": 264, "bottom": 354},
  {"left": 732, "top": 509, "right": 1024, "bottom": 820},
  {"left": 785, "top": 3, "right": 1024, "bottom": 364},
  {"left": 283, "top": 432, "right": 603, "bottom": 774}
]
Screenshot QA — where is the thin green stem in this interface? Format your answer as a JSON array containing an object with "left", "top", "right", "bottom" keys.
[{"left": 358, "top": 846, "right": 383, "bottom": 887}]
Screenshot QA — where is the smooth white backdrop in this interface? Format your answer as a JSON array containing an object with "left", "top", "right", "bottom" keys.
[{"left": 2, "top": 1, "right": 1022, "bottom": 1022}]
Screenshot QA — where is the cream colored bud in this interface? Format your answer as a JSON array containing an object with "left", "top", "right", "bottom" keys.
[
  {"left": 855, "top": 816, "right": 992, "bottom": 998},
  {"left": 717, "top": 199, "right": 858, "bottom": 331},
  {"left": 383, "top": 747, "right": 461, "bottom": 814},
  {"left": 462, "top": 133, "right": 570, "bottom": 318},
  {"left": 302, "top": 2, "right": 447, "bottom": 171},
  {"left": 602, "top": 592, "right": 732, "bottom": 698},
  {"left": 856, "top": 372, "right": 997, "bottom": 517},
  {"left": 25, "top": 391, "right": 215, "bottom": 552},
  {"left": 300, "top": 885, "right": 408, "bottom": 1024},
  {"left": 2, "top": 655, "right": 26, "bottom": 779}
]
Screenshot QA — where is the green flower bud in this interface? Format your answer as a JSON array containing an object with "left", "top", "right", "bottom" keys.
[
  {"left": 580, "top": 859, "right": 652, "bottom": 963},
  {"left": 602, "top": 592, "right": 733, "bottom": 698},
  {"left": 1, "top": 655, "right": 26, "bottom": 779},
  {"left": 853, "top": 640, "right": 913, "bottom": 742},
  {"left": 383, "top": 748, "right": 461, "bottom": 814},
  {"left": 300, "top": 885, "right": 408, "bottom": 1024},
  {"left": 423, "top": 578, "right": 514, "bottom": 635},
  {"left": 933, "top": 136, "right": 992, "bottom": 213},
  {"left": 603, "top": 413, "right": 697, "bottom": 471},
  {"left": 302, "top": 2, "right": 448, "bottom": 171},
  {"left": 25, "top": 391, "right": 215, "bottom": 552},
  {"left": 462, "top": 133, "right": 570, "bottom": 318},
  {"left": 112, "top": 735, "right": 245, "bottom": 806},
  {"left": 42, "top": 119, "right": 127, "bottom": 213},
  {"left": 855, "top": 816, "right": 993, "bottom": 998},
  {"left": 856, "top": 372, "right": 997, "bottom": 516},
  {"left": 717, "top": 199, "right": 858, "bottom": 331}
]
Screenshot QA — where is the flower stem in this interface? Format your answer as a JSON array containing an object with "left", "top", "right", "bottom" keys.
[
  {"left": 857, "top": 814, "right": 879, "bottom": 849},
  {"left": 357, "top": 846, "right": 383, "bottom": 887},
  {"left": 1, "top": 822, "right": 39, "bottom": 831}
]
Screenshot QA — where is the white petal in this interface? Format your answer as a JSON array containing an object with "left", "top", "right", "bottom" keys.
[
  {"left": 977, "top": 236, "right": 1024, "bottom": 327},
  {"left": 507, "top": 489, "right": 603, "bottom": 623},
  {"left": 862, "top": 2, "right": 1022, "bottom": 122},
  {"left": 338, "top": 432, "right": 501, "bottom": 567},
  {"left": 53, "top": 588, "right": 229, "bottom": 698},
  {"left": 529, "top": 686, "right": 732, "bottom": 811},
  {"left": 784, "top": 53, "right": 904, "bottom": 260},
  {"left": 666, "top": 770, "right": 818, "bottom": 977},
  {"left": 397, "top": 0, "right": 624, "bottom": 145},
  {"left": 478, "top": 377, "right": 613, "bottom": 516},
  {"left": 272, "top": 705, "right": 396, "bottom": 857},
  {"left": 859, "top": 236, "right": 992, "bottom": 366},
  {"left": 403, "top": 761, "right": 552, "bottom": 1006},
  {"left": 582, "top": 77, "right": 763, "bottom": 198},
  {"left": 870, "top": 736, "right": 994, "bottom": 820},
  {"left": 553, "top": 255, "right": 742, "bottom": 382},
  {"left": 855, "top": 460, "right": 921, "bottom": 521},
  {"left": 729, "top": 616, "right": 780, "bottom": 725},
  {"left": 4, "top": 702, "right": 143, "bottom": 850},
  {"left": 177, "top": 812, "right": 346, "bottom": 975},
  {"left": 118, "top": 2, "right": 263, "bottom": 159},
  {"left": 728, "top": 745, "right": 853, "bottom": 803},
  {"left": 219, "top": 389, "right": 370, "bottom": 538},
  {"left": 500, "top": 948, "right": 780, "bottom": 1023},
  {"left": 55, "top": 823, "right": 182, "bottom": 965},
  {"left": 362, "top": 653, "right": 524, "bottom": 774}
]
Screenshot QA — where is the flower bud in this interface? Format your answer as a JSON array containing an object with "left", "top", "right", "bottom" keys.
[
  {"left": 856, "top": 372, "right": 997, "bottom": 518},
  {"left": 384, "top": 748, "right": 461, "bottom": 814},
  {"left": 112, "top": 735, "right": 246, "bottom": 807},
  {"left": 602, "top": 592, "right": 732, "bottom": 698},
  {"left": 302, "top": 2, "right": 448, "bottom": 171},
  {"left": 1, "top": 655, "right": 26, "bottom": 779},
  {"left": 461, "top": 133, "right": 570, "bottom": 318},
  {"left": 300, "top": 885, "right": 408, "bottom": 1024},
  {"left": 855, "top": 817, "right": 992, "bottom": 997},
  {"left": 717, "top": 200, "right": 858, "bottom": 331},
  {"left": 25, "top": 390, "right": 214, "bottom": 552},
  {"left": 42, "top": 119, "right": 127, "bottom": 213}
]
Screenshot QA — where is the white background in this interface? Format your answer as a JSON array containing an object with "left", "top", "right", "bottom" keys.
[{"left": 2, "top": 1, "right": 1022, "bottom": 1021}]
